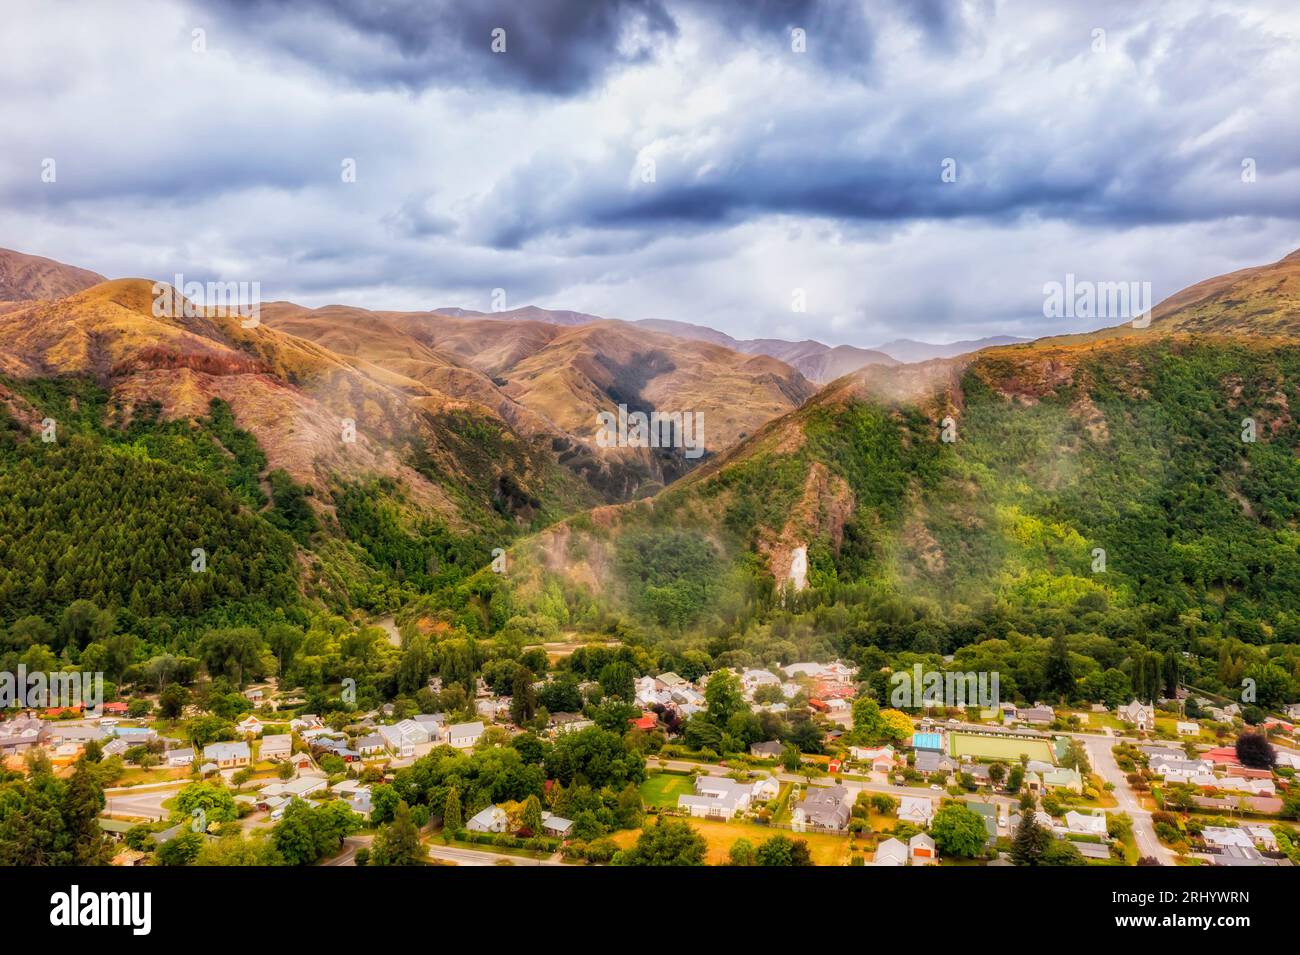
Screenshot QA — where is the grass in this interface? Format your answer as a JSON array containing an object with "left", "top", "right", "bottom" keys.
[
  {"left": 112, "top": 767, "right": 193, "bottom": 786},
  {"left": 614, "top": 818, "right": 852, "bottom": 866},
  {"left": 949, "top": 732, "right": 1054, "bottom": 763},
  {"left": 639, "top": 773, "right": 696, "bottom": 808}
]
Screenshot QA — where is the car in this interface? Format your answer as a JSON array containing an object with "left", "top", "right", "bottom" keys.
[{"left": 930, "top": 784, "right": 943, "bottom": 791}]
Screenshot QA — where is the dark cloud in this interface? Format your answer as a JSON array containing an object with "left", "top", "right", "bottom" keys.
[{"left": 198, "top": 0, "right": 679, "bottom": 94}]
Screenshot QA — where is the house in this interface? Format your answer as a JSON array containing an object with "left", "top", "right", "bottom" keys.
[
  {"left": 791, "top": 785, "right": 851, "bottom": 831},
  {"left": 260, "top": 733, "right": 292, "bottom": 761},
  {"left": 873, "top": 837, "right": 908, "bottom": 866},
  {"left": 259, "top": 775, "right": 327, "bottom": 801},
  {"left": 447, "top": 721, "right": 485, "bottom": 749},
  {"left": 1073, "top": 842, "right": 1113, "bottom": 860},
  {"left": 1243, "top": 825, "right": 1278, "bottom": 850},
  {"left": 1149, "top": 755, "right": 1214, "bottom": 777},
  {"left": 0, "top": 718, "right": 45, "bottom": 754},
  {"left": 244, "top": 687, "right": 264, "bottom": 703},
  {"left": 343, "top": 787, "right": 373, "bottom": 819},
  {"left": 1176, "top": 721, "right": 1200, "bottom": 736},
  {"left": 549, "top": 712, "right": 594, "bottom": 735},
  {"left": 751, "top": 740, "right": 784, "bottom": 760},
  {"left": 1201, "top": 826, "right": 1254, "bottom": 851},
  {"left": 290, "top": 715, "right": 323, "bottom": 732},
  {"left": 654, "top": 671, "right": 688, "bottom": 689},
  {"left": 1064, "top": 811, "right": 1108, "bottom": 837},
  {"left": 914, "top": 751, "right": 957, "bottom": 776},
  {"left": 236, "top": 715, "right": 264, "bottom": 738},
  {"left": 466, "top": 805, "right": 509, "bottom": 833},
  {"left": 1214, "top": 844, "right": 1275, "bottom": 866},
  {"left": 678, "top": 775, "right": 776, "bottom": 819},
  {"left": 960, "top": 763, "right": 992, "bottom": 785},
  {"left": 1020, "top": 706, "right": 1055, "bottom": 726},
  {"left": 101, "top": 702, "right": 130, "bottom": 716},
  {"left": 203, "top": 741, "right": 250, "bottom": 768},
  {"left": 540, "top": 812, "right": 574, "bottom": 839},
  {"left": 1139, "top": 743, "right": 1184, "bottom": 762},
  {"left": 1285, "top": 703, "right": 1300, "bottom": 720},
  {"left": 629, "top": 714, "right": 658, "bottom": 732},
  {"left": 909, "top": 832, "right": 937, "bottom": 865},
  {"left": 1042, "top": 768, "right": 1083, "bottom": 793},
  {"left": 288, "top": 751, "right": 315, "bottom": 772},
  {"left": 378, "top": 719, "right": 431, "bottom": 758},
  {"left": 355, "top": 733, "right": 386, "bottom": 756},
  {"left": 897, "top": 795, "right": 934, "bottom": 827},
  {"left": 1203, "top": 746, "right": 1242, "bottom": 767},
  {"left": 165, "top": 746, "right": 194, "bottom": 767},
  {"left": 1116, "top": 700, "right": 1155, "bottom": 732}
]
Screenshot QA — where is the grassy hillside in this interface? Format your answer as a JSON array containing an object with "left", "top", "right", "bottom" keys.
[{"left": 458, "top": 335, "right": 1300, "bottom": 709}]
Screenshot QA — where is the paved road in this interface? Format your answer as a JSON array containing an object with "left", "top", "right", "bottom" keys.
[
  {"left": 426, "top": 844, "right": 564, "bottom": 866},
  {"left": 1080, "top": 735, "right": 1176, "bottom": 865},
  {"left": 104, "top": 783, "right": 186, "bottom": 822},
  {"left": 323, "top": 835, "right": 373, "bottom": 866}
]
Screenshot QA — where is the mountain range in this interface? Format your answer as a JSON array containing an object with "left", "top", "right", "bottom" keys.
[{"left": 1, "top": 244, "right": 1298, "bottom": 637}]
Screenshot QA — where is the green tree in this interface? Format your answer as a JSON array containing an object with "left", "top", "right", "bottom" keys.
[
  {"left": 704, "top": 669, "right": 744, "bottom": 727},
  {"left": 756, "top": 834, "right": 814, "bottom": 866},
  {"left": 1011, "top": 812, "right": 1050, "bottom": 866},
  {"left": 930, "top": 802, "right": 988, "bottom": 858},
  {"left": 443, "top": 787, "right": 463, "bottom": 833},
  {"left": 371, "top": 800, "right": 423, "bottom": 866},
  {"left": 617, "top": 819, "right": 706, "bottom": 866}
]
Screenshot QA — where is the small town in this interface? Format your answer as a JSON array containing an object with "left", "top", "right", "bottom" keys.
[{"left": 3, "top": 656, "right": 1296, "bottom": 869}]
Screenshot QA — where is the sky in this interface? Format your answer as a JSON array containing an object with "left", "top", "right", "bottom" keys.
[{"left": 2, "top": 0, "right": 1299, "bottom": 348}]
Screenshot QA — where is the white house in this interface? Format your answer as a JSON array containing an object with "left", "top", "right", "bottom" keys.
[
  {"left": 1063, "top": 811, "right": 1108, "bottom": 837},
  {"left": 236, "top": 715, "right": 264, "bottom": 738},
  {"left": 873, "top": 837, "right": 908, "bottom": 866},
  {"left": 678, "top": 775, "right": 776, "bottom": 819},
  {"left": 203, "top": 741, "right": 250, "bottom": 768},
  {"left": 259, "top": 733, "right": 292, "bottom": 761},
  {"left": 466, "top": 805, "right": 509, "bottom": 833},
  {"left": 1175, "top": 721, "right": 1199, "bottom": 736},
  {"left": 447, "top": 721, "right": 485, "bottom": 749},
  {"left": 1201, "top": 826, "right": 1254, "bottom": 851},
  {"left": 898, "top": 795, "right": 934, "bottom": 827}
]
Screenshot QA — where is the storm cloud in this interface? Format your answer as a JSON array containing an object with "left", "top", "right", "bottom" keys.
[{"left": 1, "top": 0, "right": 1297, "bottom": 347}]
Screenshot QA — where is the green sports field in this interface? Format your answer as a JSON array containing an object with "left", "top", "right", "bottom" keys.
[{"left": 949, "top": 732, "right": 1054, "bottom": 763}]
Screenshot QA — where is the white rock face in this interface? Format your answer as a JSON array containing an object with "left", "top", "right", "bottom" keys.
[{"left": 788, "top": 545, "right": 808, "bottom": 591}]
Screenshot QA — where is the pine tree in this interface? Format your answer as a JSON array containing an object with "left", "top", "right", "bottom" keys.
[
  {"left": 443, "top": 787, "right": 462, "bottom": 834},
  {"left": 372, "top": 801, "right": 422, "bottom": 866},
  {"left": 1011, "top": 811, "right": 1049, "bottom": 866}
]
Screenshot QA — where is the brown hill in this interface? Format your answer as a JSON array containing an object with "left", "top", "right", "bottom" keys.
[
  {"left": 0, "top": 278, "right": 574, "bottom": 529},
  {"left": 0, "top": 248, "right": 106, "bottom": 302},
  {"left": 261, "top": 303, "right": 817, "bottom": 496}
]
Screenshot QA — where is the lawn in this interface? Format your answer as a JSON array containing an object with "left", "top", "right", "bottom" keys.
[
  {"left": 614, "top": 818, "right": 853, "bottom": 866},
  {"left": 949, "top": 732, "right": 1054, "bottom": 763},
  {"left": 640, "top": 773, "right": 696, "bottom": 808}
]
